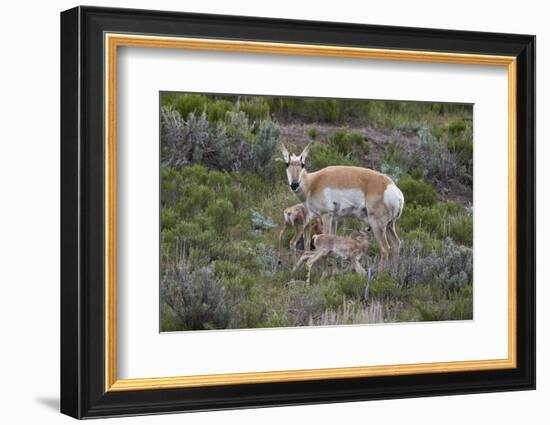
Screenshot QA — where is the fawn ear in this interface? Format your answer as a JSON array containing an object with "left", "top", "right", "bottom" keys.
[
  {"left": 300, "top": 143, "right": 311, "bottom": 164},
  {"left": 281, "top": 144, "right": 290, "bottom": 163}
]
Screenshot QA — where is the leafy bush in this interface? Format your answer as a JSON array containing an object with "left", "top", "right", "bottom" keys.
[
  {"left": 399, "top": 175, "right": 437, "bottom": 206},
  {"left": 238, "top": 98, "right": 270, "bottom": 122},
  {"left": 368, "top": 272, "right": 399, "bottom": 300},
  {"left": 307, "top": 127, "right": 318, "bottom": 140},
  {"left": 381, "top": 142, "right": 404, "bottom": 166},
  {"left": 325, "top": 130, "right": 370, "bottom": 157},
  {"left": 415, "top": 285, "right": 473, "bottom": 321},
  {"left": 447, "top": 136, "right": 473, "bottom": 160},
  {"left": 327, "top": 130, "right": 352, "bottom": 156},
  {"left": 320, "top": 273, "right": 369, "bottom": 309},
  {"left": 171, "top": 94, "right": 210, "bottom": 121},
  {"left": 448, "top": 214, "right": 474, "bottom": 246},
  {"left": 346, "top": 132, "right": 364, "bottom": 146},
  {"left": 447, "top": 118, "right": 468, "bottom": 134},
  {"left": 399, "top": 201, "right": 468, "bottom": 244},
  {"left": 348, "top": 132, "right": 371, "bottom": 155},
  {"left": 308, "top": 143, "right": 362, "bottom": 170},
  {"left": 410, "top": 167, "right": 424, "bottom": 180},
  {"left": 402, "top": 229, "right": 443, "bottom": 254}
]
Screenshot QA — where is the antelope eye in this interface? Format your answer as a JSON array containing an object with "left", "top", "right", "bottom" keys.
[
  {"left": 285, "top": 162, "right": 289, "bottom": 168},
  {"left": 301, "top": 163, "right": 305, "bottom": 168}
]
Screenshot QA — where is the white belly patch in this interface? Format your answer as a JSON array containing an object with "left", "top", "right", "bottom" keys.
[{"left": 320, "top": 188, "right": 365, "bottom": 217}]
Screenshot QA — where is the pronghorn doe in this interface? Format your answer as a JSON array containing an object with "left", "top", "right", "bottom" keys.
[
  {"left": 277, "top": 203, "right": 322, "bottom": 266},
  {"left": 293, "top": 230, "right": 370, "bottom": 285},
  {"left": 281, "top": 143, "right": 404, "bottom": 268}
]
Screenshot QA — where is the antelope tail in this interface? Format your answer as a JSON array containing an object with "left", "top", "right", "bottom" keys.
[{"left": 383, "top": 184, "right": 405, "bottom": 222}]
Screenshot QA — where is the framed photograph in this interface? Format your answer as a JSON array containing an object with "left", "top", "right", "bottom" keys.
[{"left": 60, "top": 6, "right": 535, "bottom": 419}]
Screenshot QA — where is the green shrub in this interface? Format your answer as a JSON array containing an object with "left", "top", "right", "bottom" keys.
[
  {"left": 308, "top": 143, "right": 361, "bottom": 170},
  {"left": 399, "top": 201, "right": 463, "bottom": 238},
  {"left": 347, "top": 132, "right": 364, "bottom": 146},
  {"left": 321, "top": 279, "right": 346, "bottom": 311},
  {"left": 449, "top": 215, "right": 473, "bottom": 246},
  {"left": 403, "top": 229, "right": 443, "bottom": 254},
  {"left": 263, "top": 310, "right": 291, "bottom": 328},
  {"left": 447, "top": 136, "right": 473, "bottom": 160},
  {"left": 338, "top": 273, "right": 369, "bottom": 301},
  {"left": 239, "top": 99, "right": 270, "bottom": 122},
  {"left": 172, "top": 94, "right": 210, "bottom": 120},
  {"left": 347, "top": 132, "right": 370, "bottom": 155},
  {"left": 415, "top": 284, "right": 473, "bottom": 321},
  {"left": 328, "top": 130, "right": 353, "bottom": 156},
  {"left": 207, "top": 99, "right": 234, "bottom": 122},
  {"left": 447, "top": 118, "right": 468, "bottom": 134},
  {"left": 205, "top": 199, "right": 238, "bottom": 234},
  {"left": 357, "top": 140, "right": 371, "bottom": 155},
  {"left": 161, "top": 207, "right": 178, "bottom": 230},
  {"left": 381, "top": 142, "right": 405, "bottom": 166},
  {"left": 214, "top": 260, "right": 241, "bottom": 278},
  {"left": 399, "top": 175, "right": 437, "bottom": 206},
  {"left": 368, "top": 272, "right": 399, "bottom": 300},
  {"left": 410, "top": 167, "right": 424, "bottom": 180},
  {"left": 307, "top": 127, "right": 318, "bottom": 140}
]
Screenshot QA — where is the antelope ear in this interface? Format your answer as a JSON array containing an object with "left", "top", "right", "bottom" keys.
[
  {"left": 300, "top": 143, "right": 311, "bottom": 164},
  {"left": 281, "top": 144, "right": 290, "bottom": 163}
]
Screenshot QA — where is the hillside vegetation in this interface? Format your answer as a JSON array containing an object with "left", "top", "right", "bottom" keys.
[{"left": 160, "top": 93, "right": 473, "bottom": 331}]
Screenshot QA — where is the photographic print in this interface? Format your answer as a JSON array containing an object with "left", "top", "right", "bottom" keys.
[{"left": 160, "top": 92, "right": 474, "bottom": 332}]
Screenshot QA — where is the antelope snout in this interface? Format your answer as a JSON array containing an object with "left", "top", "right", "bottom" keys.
[{"left": 290, "top": 182, "right": 299, "bottom": 191}]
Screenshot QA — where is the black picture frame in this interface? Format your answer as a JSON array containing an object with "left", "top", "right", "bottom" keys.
[{"left": 60, "top": 5, "right": 535, "bottom": 419}]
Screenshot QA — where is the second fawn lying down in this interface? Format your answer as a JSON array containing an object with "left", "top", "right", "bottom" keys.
[{"left": 293, "top": 229, "right": 370, "bottom": 285}]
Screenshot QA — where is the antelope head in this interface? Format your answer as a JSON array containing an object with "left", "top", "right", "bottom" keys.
[{"left": 281, "top": 143, "right": 311, "bottom": 193}]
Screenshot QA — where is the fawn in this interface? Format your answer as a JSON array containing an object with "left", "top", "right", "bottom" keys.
[
  {"left": 277, "top": 203, "right": 322, "bottom": 266},
  {"left": 293, "top": 229, "right": 370, "bottom": 285}
]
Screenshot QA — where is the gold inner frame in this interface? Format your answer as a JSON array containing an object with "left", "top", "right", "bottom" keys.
[{"left": 104, "top": 33, "right": 517, "bottom": 392}]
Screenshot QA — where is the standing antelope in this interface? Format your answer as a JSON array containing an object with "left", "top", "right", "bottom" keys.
[
  {"left": 281, "top": 143, "right": 404, "bottom": 268},
  {"left": 277, "top": 203, "right": 322, "bottom": 266},
  {"left": 294, "top": 230, "right": 370, "bottom": 285}
]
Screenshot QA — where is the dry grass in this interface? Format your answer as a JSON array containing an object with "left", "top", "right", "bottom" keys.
[{"left": 310, "top": 299, "right": 397, "bottom": 326}]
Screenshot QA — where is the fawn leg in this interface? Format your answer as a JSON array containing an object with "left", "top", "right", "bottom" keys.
[
  {"left": 277, "top": 222, "right": 289, "bottom": 265},
  {"left": 290, "top": 224, "right": 305, "bottom": 266},
  {"left": 305, "top": 249, "right": 328, "bottom": 285},
  {"left": 303, "top": 222, "right": 312, "bottom": 251},
  {"left": 350, "top": 253, "right": 367, "bottom": 276},
  {"left": 293, "top": 251, "right": 314, "bottom": 272}
]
